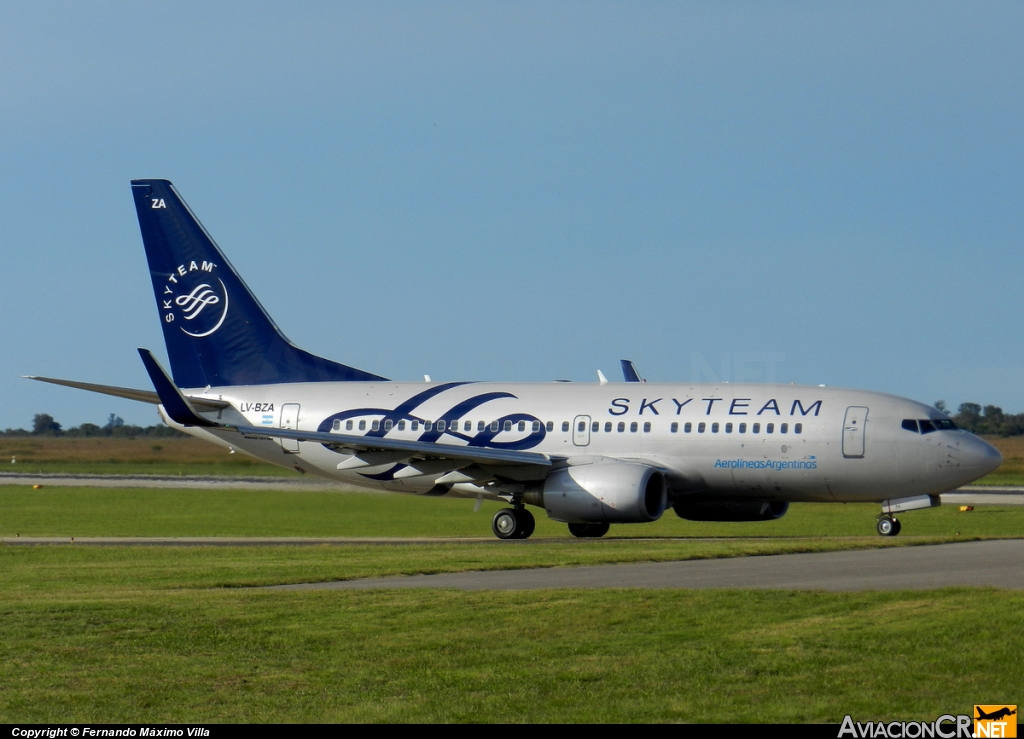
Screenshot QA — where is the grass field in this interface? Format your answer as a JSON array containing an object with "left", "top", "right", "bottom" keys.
[
  {"left": 0, "top": 436, "right": 293, "bottom": 476},
  {"left": 1, "top": 460, "right": 1022, "bottom": 723},
  {"left": 0, "top": 543, "right": 1020, "bottom": 722},
  {"left": 2, "top": 484, "right": 1024, "bottom": 538},
  {"left": 3, "top": 435, "right": 1023, "bottom": 485}
]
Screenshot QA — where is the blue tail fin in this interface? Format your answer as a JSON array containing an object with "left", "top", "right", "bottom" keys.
[{"left": 131, "top": 179, "right": 388, "bottom": 388}]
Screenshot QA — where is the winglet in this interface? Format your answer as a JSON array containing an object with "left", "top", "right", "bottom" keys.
[
  {"left": 620, "top": 359, "right": 643, "bottom": 382},
  {"left": 137, "top": 348, "right": 217, "bottom": 427}
]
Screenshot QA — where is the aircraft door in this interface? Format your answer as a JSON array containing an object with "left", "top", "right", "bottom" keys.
[
  {"left": 842, "top": 406, "right": 868, "bottom": 458},
  {"left": 573, "top": 415, "right": 591, "bottom": 447},
  {"left": 280, "top": 403, "right": 300, "bottom": 453}
]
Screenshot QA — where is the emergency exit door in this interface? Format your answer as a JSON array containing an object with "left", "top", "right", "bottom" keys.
[
  {"left": 843, "top": 406, "right": 868, "bottom": 458},
  {"left": 280, "top": 403, "right": 300, "bottom": 453},
  {"left": 573, "top": 415, "right": 591, "bottom": 446}
]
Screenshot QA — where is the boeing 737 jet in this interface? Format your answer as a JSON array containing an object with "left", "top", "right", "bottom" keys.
[{"left": 29, "top": 180, "right": 1003, "bottom": 539}]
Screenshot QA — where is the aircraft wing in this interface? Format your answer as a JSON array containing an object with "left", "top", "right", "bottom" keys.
[
  {"left": 620, "top": 359, "right": 643, "bottom": 382},
  {"left": 136, "top": 348, "right": 554, "bottom": 469},
  {"left": 229, "top": 424, "right": 553, "bottom": 467}
]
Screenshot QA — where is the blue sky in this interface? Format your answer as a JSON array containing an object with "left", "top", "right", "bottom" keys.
[{"left": 1, "top": 1, "right": 1022, "bottom": 429}]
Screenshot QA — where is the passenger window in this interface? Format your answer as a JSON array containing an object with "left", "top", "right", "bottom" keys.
[
  {"left": 698, "top": 422, "right": 706, "bottom": 433},
  {"left": 410, "top": 420, "right": 418, "bottom": 431},
  {"left": 578, "top": 421, "right": 586, "bottom": 432},
  {"left": 492, "top": 421, "right": 500, "bottom": 432},
  {"left": 518, "top": 420, "right": 526, "bottom": 432},
  {"left": 739, "top": 423, "right": 746, "bottom": 433},
  {"left": 591, "top": 421, "right": 599, "bottom": 432},
  {"left": 505, "top": 420, "right": 513, "bottom": 432},
  {"left": 546, "top": 421, "right": 553, "bottom": 432},
  {"left": 562, "top": 421, "right": 570, "bottom": 432},
  {"left": 711, "top": 422, "right": 719, "bottom": 433},
  {"left": 794, "top": 423, "right": 802, "bottom": 434},
  {"left": 618, "top": 422, "right": 625, "bottom": 432},
  {"left": 671, "top": 422, "right": 678, "bottom": 433},
  {"left": 766, "top": 423, "right": 774, "bottom": 433},
  {"left": 398, "top": 420, "right": 406, "bottom": 431},
  {"left": 725, "top": 422, "right": 733, "bottom": 433},
  {"left": 478, "top": 420, "right": 486, "bottom": 431},
  {"left": 358, "top": 420, "right": 366, "bottom": 431},
  {"left": 780, "top": 423, "right": 788, "bottom": 434},
  {"left": 630, "top": 422, "right": 638, "bottom": 432},
  {"left": 752, "top": 423, "right": 760, "bottom": 433},
  {"left": 605, "top": 422, "right": 612, "bottom": 432},
  {"left": 685, "top": 422, "right": 692, "bottom": 433},
  {"left": 332, "top": 419, "right": 341, "bottom": 431},
  {"left": 436, "top": 420, "right": 446, "bottom": 432},
  {"left": 384, "top": 420, "right": 393, "bottom": 431},
  {"left": 533, "top": 421, "right": 540, "bottom": 432},
  {"left": 423, "top": 421, "right": 432, "bottom": 431},
  {"left": 919, "top": 420, "right": 937, "bottom": 434},
  {"left": 346, "top": 420, "right": 354, "bottom": 431},
  {"left": 372, "top": 420, "right": 380, "bottom": 431},
  {"left": 643, "top": 422, "right": 651, "bottom": 432}
]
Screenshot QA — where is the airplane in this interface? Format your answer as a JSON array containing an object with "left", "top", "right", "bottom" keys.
[
  {"left": 28, "top": 179, "right": 1003, "bottom": 540},
  {"left": 976, "top": 707, "right": 1016, "bottom": 722}
]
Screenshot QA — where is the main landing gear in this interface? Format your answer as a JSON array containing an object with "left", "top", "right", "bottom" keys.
[
  {"left": 492, "top": 507, "right": 536, "bottom": 540},
  {"left": 876, "top": 515, "right": 902, "bottom": 537},
  {"left": 568, "top": 522, "right": 610, "bottom": 538}
]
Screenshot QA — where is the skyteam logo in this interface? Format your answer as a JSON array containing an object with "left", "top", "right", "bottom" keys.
[{"left": 160, "top": 260, "right": 229, "bottom": 338}]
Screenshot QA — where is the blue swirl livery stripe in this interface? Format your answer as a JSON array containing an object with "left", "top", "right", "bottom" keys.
[{"left": 314, "top": 384, "right": 547, "bottom": 481}]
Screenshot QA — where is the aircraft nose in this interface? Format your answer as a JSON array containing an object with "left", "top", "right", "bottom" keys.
[{"left": 962, "top": 435, "right": 1002, "bottom": 477}]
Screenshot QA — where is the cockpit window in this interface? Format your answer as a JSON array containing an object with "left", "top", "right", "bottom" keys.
[
  {"left": 918, "top": 419, "right": 937, "bottom": 434},
  {"left": 933, "top": 418, "right": 958, "bottom": 430},
  {"left": 901, "top": 419, "right": 919, "bottom": 433}
]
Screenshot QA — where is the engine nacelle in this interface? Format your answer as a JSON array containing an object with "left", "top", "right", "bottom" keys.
[
  {"left": 539, "top": 462, "right": 667, "bottom": 524},
  {"left": 672, "top": 499, "right": 790, "bottom": 522}
]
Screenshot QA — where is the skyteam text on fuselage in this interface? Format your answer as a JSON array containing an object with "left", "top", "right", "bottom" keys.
[{"left": 28, "top": 179, "right": 1003, "bottom": 539}]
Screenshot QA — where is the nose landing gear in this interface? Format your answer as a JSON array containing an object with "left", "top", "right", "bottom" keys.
[
  {"left": 491, "top": 507, "right": 536, "bottom": 540},
  {"left": 876, "top": 515, "right": 902, "bottom": 537}
]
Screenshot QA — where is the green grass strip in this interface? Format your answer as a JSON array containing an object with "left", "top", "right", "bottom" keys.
[
  {"left": 3, "top": 485, "right": 1024, "bottom": 538},
  {"left": 0, "top": 587, "right": 1019, "bottom": 723}
]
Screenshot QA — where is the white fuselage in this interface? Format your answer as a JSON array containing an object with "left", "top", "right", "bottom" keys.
[{"left": 165, "top": 379, "right": 1001, "bottom": 505}]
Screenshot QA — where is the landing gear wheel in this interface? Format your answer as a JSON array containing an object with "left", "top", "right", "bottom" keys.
[
  {"left": 515, "top": 508, "right": 536, "bottom": 539},
  {"left": 492, "top": 509, "right": 519, "bottom": 539},
  {"left": 876, "top": 516, "right": 900, "bottom": 537},
  {"left": 567, "top": 522, "right": 610, "bottom": 538},
  {"left": 491, "top": 508, "right": 536, "bottom": 540}
]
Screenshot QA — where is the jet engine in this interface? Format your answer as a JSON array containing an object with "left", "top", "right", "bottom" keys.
[
  {"left": 534, "top": 462, "right": 667, "bottom": 524},
  {"left": 672, "top": 499, "right": 790, "bottom": 522}
]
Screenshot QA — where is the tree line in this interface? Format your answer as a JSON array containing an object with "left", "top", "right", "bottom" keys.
[
  {"left": 2, "top": 413, "right": 185, "bottom": 438},
  {"left": 937, "top": 402, "right": 1024, "bottom": 437}
]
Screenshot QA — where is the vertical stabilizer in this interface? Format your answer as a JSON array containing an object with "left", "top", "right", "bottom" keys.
[{"left": 131, "top": 179, "right": 387, "bottom": 388}]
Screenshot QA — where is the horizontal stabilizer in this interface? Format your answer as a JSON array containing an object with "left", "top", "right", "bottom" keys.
[{"left": 25, "top": 375, "right": 229, "bottom": 412}]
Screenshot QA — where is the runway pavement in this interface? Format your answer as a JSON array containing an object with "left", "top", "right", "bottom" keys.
[{"left": 266, "top": 539, "right": 1024, "bottom": 591}]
